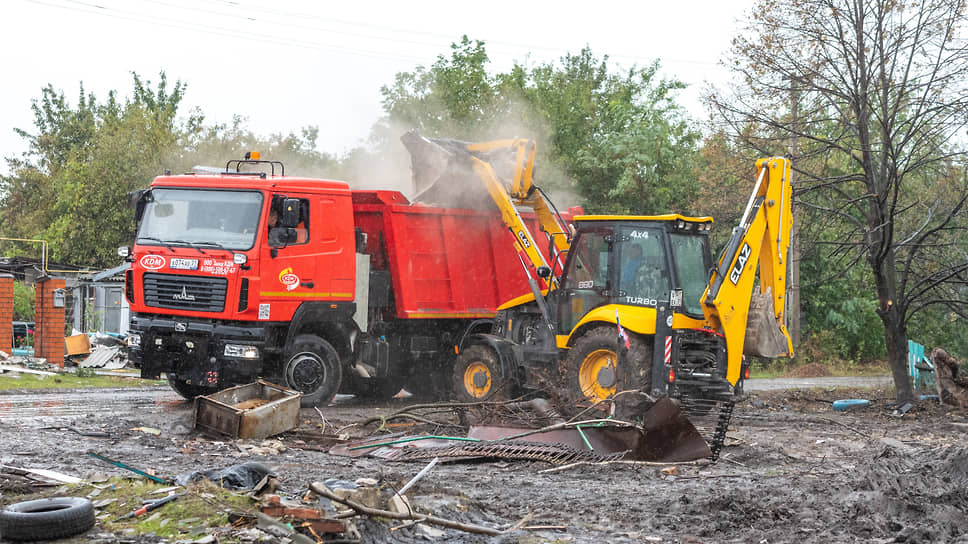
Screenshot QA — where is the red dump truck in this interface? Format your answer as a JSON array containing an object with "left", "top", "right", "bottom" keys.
[{"left": 123, "top": 155, "right": 565, "bottom": 405}]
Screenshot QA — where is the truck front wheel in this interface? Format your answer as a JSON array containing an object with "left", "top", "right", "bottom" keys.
[
  {"left": 453, "top": 345, "right": 507, "bottom": 402},
  {"left": 284, "top": 335, "right": 342, "bottom": 407}
]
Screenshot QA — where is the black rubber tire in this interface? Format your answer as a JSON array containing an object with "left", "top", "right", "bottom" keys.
[
  {"left": 283, "top": 334, "right": 342, "bottom": 407},
  {"left": 559, "top": 327, "right": 653, "bottom": 419},
  {"left": 0, "top": 497, "right": 95, "bottom": 541},
  {"left": 166, "top": 374, "right": 217, "bottom": 400},
  {"left": 452, "top": 345, "right": 508, "bottom": 402}
]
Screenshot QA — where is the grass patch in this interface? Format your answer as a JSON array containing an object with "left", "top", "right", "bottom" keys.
[
  {"left": 0, "top": 371, "right": 164, "bottom": 391},
  {"left": 0, "top": 477, "right": 261, "bottom": 541},
  {"left": 750, "top": 358, "right": 891, "bottom": 379}
]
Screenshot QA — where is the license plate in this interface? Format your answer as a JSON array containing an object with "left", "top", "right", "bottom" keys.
[{"left": 170, "top": 258, "right": 199, "bottom": 270}]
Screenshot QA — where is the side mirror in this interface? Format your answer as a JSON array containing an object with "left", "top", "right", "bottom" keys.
[
  {"left": 127, "top": 189, "right": 151, "bottom": 222},
  {"left": 281, "top": 198, "right": 301, "bottom": 227}
]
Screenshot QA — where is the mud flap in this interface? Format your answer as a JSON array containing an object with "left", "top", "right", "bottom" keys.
[{"left": 743, "top": 287, "right": 789, "bottom": 358}]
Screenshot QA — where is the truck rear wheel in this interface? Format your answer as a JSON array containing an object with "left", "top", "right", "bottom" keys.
[
  {"left": 284, "top": 335, "right": 342, "bottom": 407},
  {"left": 560, "top": 327, "right": 652, "bottom": 418},
  {"left": 453, "top": 345, "right": 507, "bottom": 402}
]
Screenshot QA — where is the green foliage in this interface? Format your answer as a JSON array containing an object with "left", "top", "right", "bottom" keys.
[
  {"left": 0, "top": 74, "right": 340, "bottom": 269},
  {"left": 12, "top": 281, "right": 34, "bottom": 321},
  {"left": 1, "top": 73, "right": 192, "bottom": 267},
  {"left": 176, "top": 116, "right": 342, "bottom": 179},
  {"left": 380, "top": 39, "right": 701, "bottom": 214},
  {"left": 380, "top": 36, "right": 499, "bottom": 137}
]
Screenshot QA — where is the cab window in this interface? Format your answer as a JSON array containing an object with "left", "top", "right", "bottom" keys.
[
  {"left": 563, "top": 231, "right": 610, "bottom": 290},
  {"left": 618, "top": 228, "right": 670, "bottom": 307},
  {"left": 268, "top": 197, "right": 310, "bottom": 247}
]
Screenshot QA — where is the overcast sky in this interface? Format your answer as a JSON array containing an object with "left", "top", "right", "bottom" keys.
[{"left": 2, "top": 0, "right": 755, "bottom": 176}]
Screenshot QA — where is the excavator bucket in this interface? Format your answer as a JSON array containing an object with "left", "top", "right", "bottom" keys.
[
  {"left": 743, "top": 287, "right": 790, "bottom": 358},
  {"left": 632, "top": 395, "right": 713, "bottom": 461},
  {"left": 400, "top": 131, "right": 514, "bottom": 209}
]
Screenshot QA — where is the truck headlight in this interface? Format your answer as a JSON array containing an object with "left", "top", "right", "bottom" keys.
[
  {"left": 127, "top": 333, "right": 141, "bottom": 347},
  {"left": 224, "top": 344, "right": 260, "bottom": 359}
]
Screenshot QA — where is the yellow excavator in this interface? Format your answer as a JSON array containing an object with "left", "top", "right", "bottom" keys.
[{"left": 403, "top": 133, "right": 793, "bottom": 434}]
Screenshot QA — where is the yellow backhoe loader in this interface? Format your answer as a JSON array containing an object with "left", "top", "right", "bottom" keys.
[{"left": 403, "top": 132, "right": 794, "bottom": 455}]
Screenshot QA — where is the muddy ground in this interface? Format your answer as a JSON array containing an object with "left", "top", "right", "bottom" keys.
[{"left": 1, "top": 382, "right": 967, "bottom": 543}]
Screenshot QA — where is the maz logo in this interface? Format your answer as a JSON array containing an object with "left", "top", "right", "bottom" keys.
[
  {"left": 729, "top": 243, "right": 752, "bottom": 285},
  {"left": 173, "top": 286, "right": 196, "bottom": 301}
]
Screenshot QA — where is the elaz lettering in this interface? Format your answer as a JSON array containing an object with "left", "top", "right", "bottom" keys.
[{"left": 729, "top": 243, "right": 752, "bottom": 284}]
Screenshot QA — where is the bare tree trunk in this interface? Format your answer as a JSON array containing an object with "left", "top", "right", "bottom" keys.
[
  {"left": 883, "top": 310, "right": 912, "bottom": 404},
  {"left": 874, "top": 257, "right": 913, "bottom": 403}
]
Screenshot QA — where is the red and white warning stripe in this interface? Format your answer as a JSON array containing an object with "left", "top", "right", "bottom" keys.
[{"left": 664, "top": 336, "right": 672, "bottom": 363}]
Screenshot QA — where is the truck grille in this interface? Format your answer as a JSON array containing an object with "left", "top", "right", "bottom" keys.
[{"left": 142, "top": 273, "right": 227, "bottom": 313}]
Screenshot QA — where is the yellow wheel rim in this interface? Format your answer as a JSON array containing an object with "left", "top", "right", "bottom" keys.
[
  {"left": 463, "top": 361, "right": 492, "bottom": 398},
  {"left": 578, "top": 348, "right": 617, "bottom": 400}
]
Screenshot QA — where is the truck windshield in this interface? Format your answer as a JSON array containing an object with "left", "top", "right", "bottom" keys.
[
  {"left": 670, "top": 233, "right": 709, "bottom": 316},
  {"left": 137, "top": 189, "right": 263, "bottom": 251},
  {"left": 618, "top": 227, "right": 669, "bottom": 308}
]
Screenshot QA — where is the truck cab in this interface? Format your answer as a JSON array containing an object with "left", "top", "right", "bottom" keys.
[{"left": 125, "top": 159, "right": 356, "bottom": 404}]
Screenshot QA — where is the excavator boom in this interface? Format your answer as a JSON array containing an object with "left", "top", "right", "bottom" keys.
[{"left": 702, "top": 157, "right": 794, "bottom": 385}]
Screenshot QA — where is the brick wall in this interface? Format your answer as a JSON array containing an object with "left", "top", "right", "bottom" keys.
[
  {"left": 34, "top": 278, "right": 66, "bottom": 366},
  {"left": 0, "top": 274, "right": 13, "bottom": 355}
]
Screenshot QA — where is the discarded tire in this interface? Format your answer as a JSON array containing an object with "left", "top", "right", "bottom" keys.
[{"left": 0, "top": 497, "right": 95, "bottom": 541}]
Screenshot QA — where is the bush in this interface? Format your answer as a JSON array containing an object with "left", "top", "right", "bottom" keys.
[{"left": 13, "top": 281, "right": 34, "bottom": 321}]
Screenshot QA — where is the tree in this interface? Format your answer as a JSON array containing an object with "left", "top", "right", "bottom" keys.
[
  {"left": 708, "top": 0, "right": 968, "bottom": 402},
  {"left": 1, "top": 73, "right": 193, "bottom": 267},
  {"left": 380, "top": 40, "right": 701, "bottom": 214}
]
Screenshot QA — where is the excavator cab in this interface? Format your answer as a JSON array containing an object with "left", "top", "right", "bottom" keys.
[{"left": 551, "top": 217, "right": 719, "bottom": 395}]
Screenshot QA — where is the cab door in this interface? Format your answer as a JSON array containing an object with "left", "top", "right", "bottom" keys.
[
  {"left": 258, "top": 191, "right": 356, "bottom": 320},
  {"left": 555, "top": 228, "right": 614, "bottom": 334},
  {"left": 260, "top": 193, "right": 318, "bottom": 307}
]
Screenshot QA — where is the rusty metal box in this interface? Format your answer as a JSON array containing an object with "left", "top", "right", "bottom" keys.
[{"left": 193, "top": 380, "right": 302, "bottom": 439}]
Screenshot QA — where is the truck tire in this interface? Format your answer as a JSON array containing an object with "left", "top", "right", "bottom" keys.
[
  {"left": 559, "top": 327, "right": 652, "bottom": 418},
  {"left": 0, "top": 497, "right": 95, "bottom": 541},
  {"left": 284, "top": 335, "right": 342, "bottom": 407},
  {"left": 453, "top": 345, "right": 507, "bottom": 402},
  {"left": 166, "top": 375, "right": 216, "bottom": 400}
]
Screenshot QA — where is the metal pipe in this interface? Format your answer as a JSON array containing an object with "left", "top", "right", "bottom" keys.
[
  {"left": 0, "top": 237, "right": 48, "bottom": 273},
  {"left": 739, "top": 165, "right": 768, "bottom": 228}
]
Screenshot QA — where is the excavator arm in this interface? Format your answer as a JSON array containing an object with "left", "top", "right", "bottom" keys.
[{"left": 701, "top": 157, "right": 794, "bottom": 385}]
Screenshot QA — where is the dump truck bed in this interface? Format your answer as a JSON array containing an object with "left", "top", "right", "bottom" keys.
[{"left": 352, "top": 190, "right": 557, "bottom": 320}]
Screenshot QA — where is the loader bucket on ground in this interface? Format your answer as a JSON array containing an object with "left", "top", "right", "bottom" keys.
[
  {"left": 467, "top": 395, "right": 712, "bottom": 462},
  {"left": 400, "top": 131, "right": 512, "bottom": 209},
  {"left": 743, "top": 287, "right": 790, "bottom": 358}
]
